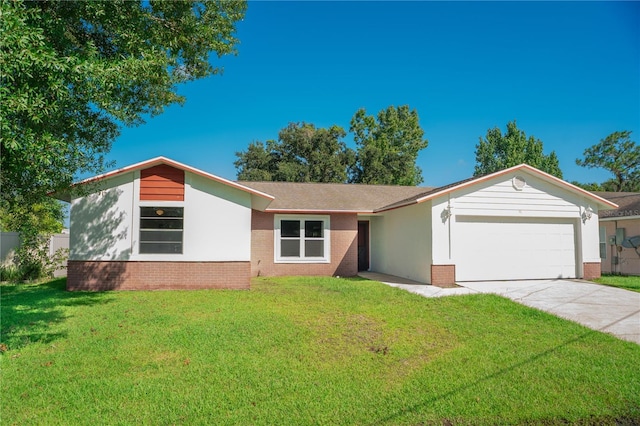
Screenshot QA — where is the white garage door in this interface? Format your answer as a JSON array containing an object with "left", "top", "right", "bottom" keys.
[{"left": 454, "top": 217, "right": 577, "bottom": 281}]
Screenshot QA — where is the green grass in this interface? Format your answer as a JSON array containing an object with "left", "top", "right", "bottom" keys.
[
  {"left": 2, "top": 277, "right": 639, "bottom": 425},
  {"left": 595, "top": 274, "right": 640, "bottom": 293}
]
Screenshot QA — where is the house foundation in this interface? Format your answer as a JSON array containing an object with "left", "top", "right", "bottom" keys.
[
  {"left": 67, "top": 260, "right": 250, "bottom": 291},
  {"left": 583, "top": 262, "right": 601, "bottom": 281},
  {"left": 431, "top": 264, "right": 456, "bottom": 287}
]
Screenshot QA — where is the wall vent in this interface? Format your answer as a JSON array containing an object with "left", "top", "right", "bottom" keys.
[{"left": 512, "top": 176, "right": 526, "bottom": 191}]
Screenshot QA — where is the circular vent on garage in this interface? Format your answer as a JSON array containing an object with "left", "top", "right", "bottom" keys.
[{"left": 512, "top": 176, "right": 526, "bottom": 190}]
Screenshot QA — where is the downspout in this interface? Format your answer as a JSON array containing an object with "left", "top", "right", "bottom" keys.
[
  {"left": 613, "top": 220, "right": 617, "bottom": 274},
  {"left": 132, "top": 170, "right": 139, "bottom": 256}
]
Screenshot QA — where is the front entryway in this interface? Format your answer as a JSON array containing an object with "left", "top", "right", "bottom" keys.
[{"left": 358, "top": 221, "right": 369, "bottom": 271}]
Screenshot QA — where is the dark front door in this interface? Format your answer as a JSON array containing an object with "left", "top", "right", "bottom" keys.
[{"left": 358, "top": 221, "right": 369, "bottom": 271}]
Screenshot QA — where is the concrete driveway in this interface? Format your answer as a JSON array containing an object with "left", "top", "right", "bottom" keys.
[{"left": 358, "top": 272, "right": 640, "bottom": 345}]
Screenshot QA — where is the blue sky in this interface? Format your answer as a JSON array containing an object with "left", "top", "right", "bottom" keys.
[{"left": 109, "top": 1, "right": 639, "bottom": 188}]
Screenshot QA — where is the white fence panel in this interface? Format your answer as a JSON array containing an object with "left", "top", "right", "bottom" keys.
[
  {"left": 0, "top": 232, "right": 70, "bottom": 277},
  {"left": 0, "top": 232, "right": 21, "bottom": 265},
  {"left": 50, "top": 233, "right": 70, "bottom": 277}
]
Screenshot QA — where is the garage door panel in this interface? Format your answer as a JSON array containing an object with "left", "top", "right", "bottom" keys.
[{"left": 454, "top": 217, "right": 577, "bottom": 281}]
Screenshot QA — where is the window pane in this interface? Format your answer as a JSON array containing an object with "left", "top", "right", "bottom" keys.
[
  {"left": 305, "top": 221, "right": 323, "bottom": 238},
  {"left": 140, "top": 218, "right": 184, "bottom": 230},
  {"left": 281, "top": 220, "right": 300, "bottom": 237},
  {"left": 140, "top": 207, "right": 183, "bottom": 254},
  {"left": 281, "top": 239, "right": 300, "bottom": 257},
  {"left": 600, "top": 243, "right": 607, "bottom": 259},
  {"left": 140, "top": 230, "right": 183, "bottom": 242},
  {"left": 140, "top": 242, "right": 183, "bottom": 254},
  {"left": 305, "top": 240, "right": 324, "bottom": 257},
  {"left": 141, "top": 207, "right": 183, "bottom": 218}
]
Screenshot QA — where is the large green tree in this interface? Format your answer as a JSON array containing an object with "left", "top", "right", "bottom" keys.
[
  {"left": 474, "top": 120, "right": 563, "bottom": 178},
  {"left": 1, "top": 0, "right": 246, "bottom": 208},
  {"left": 0, "top": 198, "right": 64, "bottom": 234},
  {"left": 576, "top": 131, "right": 639, "bottom": 192},
  {"left": 235, "top": 123, "right": 355, "bottom": 183},
  {"left": 1, "top": 0, "right": 245, "bottom": 279},
  {"left": 349, "top": 105, "right": 428, "bottom": 185}
]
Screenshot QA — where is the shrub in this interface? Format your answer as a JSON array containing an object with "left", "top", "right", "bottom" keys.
[
  {"left": 5, "top": 236, "right": 68, "bottom": 283},
  {"left": 0, "top": 264, "right": 21, "bottom": 282}
]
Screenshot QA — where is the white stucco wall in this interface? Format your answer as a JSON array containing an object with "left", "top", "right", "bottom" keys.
[
  {"left": 70, "top": 172, "right": 135, "bottom": 261},
  {"left": 431, "top": 196, "right": 454, "bottom": 265},
  {"left": 580, "top": 211, "right": 601, "bottom": 264},
  {"left": 369, "top": 216, "right": 384, "bottom": 273},
  {"left": 151, "top": 172, "right": 251, "bottom": 261},
  {"left": 370, "top": 201, "right": 432, "bottom": 283},
  {"left": 70, "top": 169, "right": 253, "bottom": 262}
]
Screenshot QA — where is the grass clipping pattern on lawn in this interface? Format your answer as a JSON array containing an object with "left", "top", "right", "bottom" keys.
[{"left": 1, "top": 276, "right": 639, "bottom": 425}]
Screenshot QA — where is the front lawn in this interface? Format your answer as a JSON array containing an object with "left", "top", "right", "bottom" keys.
[
  {"left": 2, "top": 277, "right": 639, "bottom": 425},
  {"left": 595, "top": 274, "right": 640, "bottom": 293}
]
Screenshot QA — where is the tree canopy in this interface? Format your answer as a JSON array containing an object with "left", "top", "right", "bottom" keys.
[
  {"left": 235, "top": 123, "right": 355, "bottom": 183},
  {"left": 0, "top": 198, "right": 64, "bottom": 235},
  {"left": 235, "top": 106, "right": 429, "bottom": 186},
  {"left": 349, "top": 106, "right": 428, "bottom": 186},
  {"left": 474, "top": 120, "right": 563, "bottom": 178},
  {"left": 570, "top": 181, "right": 604, "bottom": 192},
  {"left": 1, "top": 0, "right": 246, "bottom": 209},
  {"left": 576, "top": 131, "right": 639, "bottom": 192}
]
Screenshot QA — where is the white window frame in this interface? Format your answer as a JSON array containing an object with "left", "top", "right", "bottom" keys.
[
  {"left": 599, "top": 226, "right": 607, "bottom": 259},
  {"left": 139, "top": 206, "right": 184, "bottom": 255},
  {"left": 274, "top": 214, "right": 330, "bottom": 263},
  {"left": 134, "top": 201, "right": 185, "bottom": 259}
]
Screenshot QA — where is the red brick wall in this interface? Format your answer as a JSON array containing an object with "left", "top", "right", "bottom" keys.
[
  {"left": 583, "top": 262, "right": 601, "bottom": 281},
  {"left": 251, "top": 211, "right": 358, "bottom": 278},
  {"left": 67, "top": 260, "right": 250, "bottom": 291},
  {"left": 431, "top": 264, "right": 456, "bottom": 287}
]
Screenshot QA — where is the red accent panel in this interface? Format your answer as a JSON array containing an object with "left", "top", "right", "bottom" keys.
[{"left": 140, "top": 165, "right": 185, "bottom": 201}]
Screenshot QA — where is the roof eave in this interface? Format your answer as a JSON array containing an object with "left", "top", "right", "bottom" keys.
[
  {"left": 265, "top": 208, "right": 375, "bottom": 214},
  {"left": 599, "top": 214, "right": 639, "bottom": 221},
  {"left": 373, "top": 200, "right": 419, "bottom": 213}
]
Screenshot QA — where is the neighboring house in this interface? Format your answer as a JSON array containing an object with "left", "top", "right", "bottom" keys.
[
  {"left": 55, "top": 157, "right": 616, "bottom": 291},
  {"left": 595, "top": 192, "right": 640, "bottom": 275}
]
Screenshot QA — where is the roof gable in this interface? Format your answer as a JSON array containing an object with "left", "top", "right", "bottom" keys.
[
  {"left": 375, "top": 164, "right": 618, "bottom": 212},
  {"left": 55, "top": 157, "right": 274, "bottom": 203}
]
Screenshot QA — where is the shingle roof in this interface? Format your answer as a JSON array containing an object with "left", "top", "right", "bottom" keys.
[
  {"left": 375, "top": 175, "right": 480, "bottom": 211},
  {"left": 56, "top": 157, "right": 618, "bottom": 213},
  {"left": 594, "top": 192, "right": 640, "bottom": 218},
  {"left": 240, "top": 163, "right": 619, "bottom": 213},
  {"left": 238, "top": 181, "right": 432, "bottom": 212}
]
